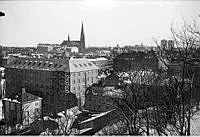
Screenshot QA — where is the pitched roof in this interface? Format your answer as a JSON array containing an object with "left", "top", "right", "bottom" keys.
[
  {"left": 22, "top": 90, "right": 42, "bottom": 103},
  {"left": 5, "top": 57, "right": 70, "bottom": 72},
  {"left": 69, "top": 58, "right": 99, "bottom": 72},
  {"left": 61, "top": 40, "right": 81, "bottom": 47}
]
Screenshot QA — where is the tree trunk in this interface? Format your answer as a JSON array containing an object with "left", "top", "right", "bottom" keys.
[{"left": 146, "top": 108, "right": 150, "bottom": 136}]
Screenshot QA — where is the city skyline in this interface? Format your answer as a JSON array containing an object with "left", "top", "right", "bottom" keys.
[{"left": 0, "top": 0, "right": 200, "bottom": 47}]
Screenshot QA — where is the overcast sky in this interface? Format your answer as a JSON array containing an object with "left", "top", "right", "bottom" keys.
[{"left": 0, "top": 0, "right": 200, "bottom": 47}]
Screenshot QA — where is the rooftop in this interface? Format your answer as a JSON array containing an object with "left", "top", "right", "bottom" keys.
[
  {"left": 79, "top": 109, "right": 114, "bottom": 124},
  {"left": 86, "top": 57, "right": 108, "bottom": 62},
  {"left": 22, "top": 90, "right": 42, "bottom": 103},
  {"left": 61, "top": 40, "right": 80, "bottom": 47},
  {"left": 5, "top": 57, "right": 99, "bottom": 72},
  {"left": 69, "top": 58, "right": 99, "bottom": 72},
  {"left": 5, "top": 57, "right": 70, "bottom": 72}
]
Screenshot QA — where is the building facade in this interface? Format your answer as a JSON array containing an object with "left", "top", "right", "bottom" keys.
[
  {"left": 5, "top": 57, "right": 77, "bottom": 115},
  {"left": 5, "top": 57, "right": 99, "bottom": 115},
  {"left": 161, "top": 39, "right": 174, "bottom": 50},
  {"left": 69, "top": 58, "right": 99, "bottom": 107},
  {"left": 37, "top": 43, "right": 54, "bottom": 54},
  {"left": 2, "top": 89, "right": 42, "bottom": 127},
  {"left": 113, "top": 51, "right": 159, "bottom": 73}
]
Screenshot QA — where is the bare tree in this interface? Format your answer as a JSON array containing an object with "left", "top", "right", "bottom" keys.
[
  {"left": 155, "top": 17, "right": 200, "bottom": 135},
  {"left": 110, "top": 51, "right": 165, "bottom": 135}
]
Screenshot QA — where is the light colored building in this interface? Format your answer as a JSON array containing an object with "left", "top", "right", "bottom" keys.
[
  {"left": 69, "top": 58, "right": 99, "bottom": 107},
  {"left": 21, "top": 88, "right": 42, "bottom": 126},
  {"left": 37, "top": 43, "right": 54, "bottom": 54},
  {"left": 69, "top": 47, "right": 79, "bottom": 53},
  {"left": 161, "top": 39, "right": 174, "bottom": 50},
  {"left": 2, "top": 88, "right": 42, "bottom": 127}
]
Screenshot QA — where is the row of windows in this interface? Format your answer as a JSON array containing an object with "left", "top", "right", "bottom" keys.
[
  {"left": 72, "top": 76, "right": 97, "bottom": 84},
  {"left": 72, "top": 70, "right": 98, "bottom": 77},
  {"left": 13, "top": 60, "right": 63, "bottom": 69},
  {"left": 72, "top": 85, "right": 85, "bottom": 91},
  {"left": 73, "top": 62, "right": 93, "bottom": 68}
]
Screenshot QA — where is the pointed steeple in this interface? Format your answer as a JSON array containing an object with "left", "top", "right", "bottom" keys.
[
  {"left": 68, "top": 33, "right": 70, "bottom": 41},
  {"left": 80, "top": 22, "right": 85, "bottom": 53},
  {"left": 80, "top": 22, "right": 85, "bottom": 41}
]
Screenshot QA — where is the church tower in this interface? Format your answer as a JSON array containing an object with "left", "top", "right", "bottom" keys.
[
  {"left": 68, "top": 33, "right": 70, "bottom": 41},
  {"left": 80, "top": 22, "right": 85, "bottom": 53}
]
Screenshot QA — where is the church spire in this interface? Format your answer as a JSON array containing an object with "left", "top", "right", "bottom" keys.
[
  {"left": 68, "top": 33, "right": 70, "bottom": 41},
  {"left": 80, "top": 22, "right": 85, "bottom": 53},
  {"left": 80, "top": 22, "right": 85, "bottom": 41}
]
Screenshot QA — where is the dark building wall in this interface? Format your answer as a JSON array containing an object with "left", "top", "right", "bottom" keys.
[
  {"left": 5, "top": 67, "right": 76, "bottom": 115},
  {"left": 84, "top": 93, "right": 116, "bottom": 112},
  {"left": 113, "top": 51, "right": 159, "bottom": 72}
]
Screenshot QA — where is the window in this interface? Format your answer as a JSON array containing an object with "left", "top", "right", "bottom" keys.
[
  {"left": 13, "top": 61, "right": 18, "bottom": 65},
  {"left": 78, "top": 72, "right": 81, "bottom": 76},
  {"left": 88, "top": 63, "right": 93, "bottom": 66},
  {"left": 78, "top": 79, "right": 80, "bottom": 83},
  {"left": 32, "top": 62, "right": 36, "bottom": 66},
  {"left": 35, "top": 101, "right": 39, "bottom": 107},
  {"left": 24, "top": 111, "right": 30, "bottom": 125},
  {"left": 87, "top": 77, "right": 89, "bottom": 81},
  {"left": 54, "top": 64, "right": 58, "bottom": 68},
  {"left": 82, "top": 78, "right": 85, "bottom": 82},
  {"left": 83, "top": 63, "right": 87, "bottom": 67},
  {"left": 91, "top": 77, "right": 94, "bottom": 82},
  {"left": 35, "top": 108, "right": 39, "bottom": 113},
  {"left": 73, "top": 64, "right": 78, "bottom": 68},
  {"left": 18, "top": 61, "right": 22, "bottom": 65},
  {"left": 78, "top": 86, "right": 80, "bottom": 90},
  {"left": 73, "top": 80, "right": 76, "bottom": 84},
  {"left": 79, "top": 64, "right": 83, "bottom": 67},
  {"left": 73, "top": 73, "right": 76, "bottom": 77},
  {"left": 35, "top": 108, "right": 40, "bottom": 118},
  {"left": 48, "top": 64, "right": 52, "bottom": 67},
  {"left": 73, "top": 87, "right": 76, "bottom": 91}
]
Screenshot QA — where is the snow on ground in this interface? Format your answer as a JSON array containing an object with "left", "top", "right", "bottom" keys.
[{"left": 191, "top": 110, "right": 200, "bottom": 135}]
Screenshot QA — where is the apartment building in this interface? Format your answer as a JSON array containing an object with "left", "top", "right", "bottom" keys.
[
  {"left": 5, "top": 57, "right": 99, "bottom": 115},
  {"left": 69, "top": 58, "right": 99, "bottom": 107}
]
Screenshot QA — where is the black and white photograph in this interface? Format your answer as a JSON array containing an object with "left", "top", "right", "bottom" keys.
[{"left": 0, "top": 0, "right": 200, "bottom": 135}]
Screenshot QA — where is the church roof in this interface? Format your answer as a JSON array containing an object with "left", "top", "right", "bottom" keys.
[{"left": 61, "top": 40, "right": 81, "bottom": 47}]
